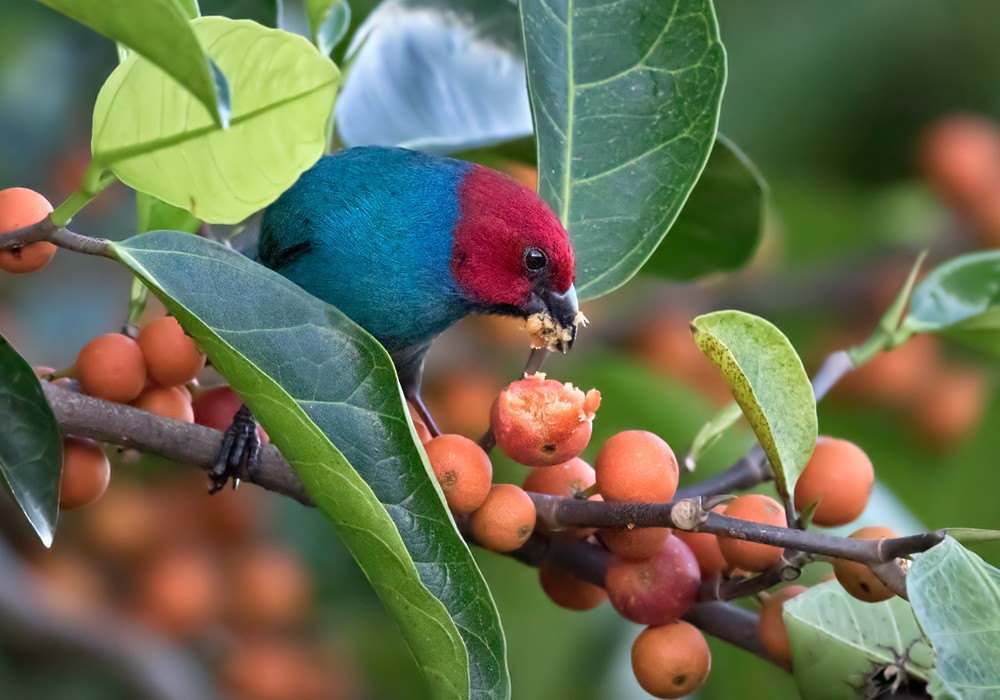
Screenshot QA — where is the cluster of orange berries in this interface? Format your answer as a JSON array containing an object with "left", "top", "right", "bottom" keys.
[
  {"left": 48, "top": 316, "right": 263, "bottom": 512},
  {"left": 417, "top": 371, "right": 896, "bottom": 698}
]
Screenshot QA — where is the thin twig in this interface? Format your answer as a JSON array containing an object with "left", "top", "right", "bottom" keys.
[{"left": 0, "top": 216, "right": 111, "bottom": 257}]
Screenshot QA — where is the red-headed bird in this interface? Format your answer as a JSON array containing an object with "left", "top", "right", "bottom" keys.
[{"left": 212, "top": 146, "right": 579, "bottom": 488}]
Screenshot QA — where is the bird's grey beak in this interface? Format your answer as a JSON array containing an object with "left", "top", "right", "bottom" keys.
[{"left": 525, "top": 283, "right": 581, "bottom": 353}]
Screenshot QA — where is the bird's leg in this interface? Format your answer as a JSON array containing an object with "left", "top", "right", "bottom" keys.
[
  {"left": 478, "top": 348, "right": 549, "bottom": 451},
  {"left": 407, "top": 392, "right": 442, "bottom": 438},
  {"left": 209, "top": 404, "right": 261, "bottom": 494}
]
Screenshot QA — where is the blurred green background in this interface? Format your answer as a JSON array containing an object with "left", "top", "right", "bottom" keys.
[{"left": 1, "top": 0, "right": 999, "bottom": 698}]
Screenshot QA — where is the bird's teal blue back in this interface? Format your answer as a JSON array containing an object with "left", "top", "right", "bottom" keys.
[{"left": 260, "top": 147, "right": 474, "bottom": 354}]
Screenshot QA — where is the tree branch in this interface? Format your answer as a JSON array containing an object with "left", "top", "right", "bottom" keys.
[{"left": 0, "top": 215, "right": 111, "bottom": 257}]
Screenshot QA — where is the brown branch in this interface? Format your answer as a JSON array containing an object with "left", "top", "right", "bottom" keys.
[
  {"left": 0, "top": 215, "right": 111, "bottom": 257},
  {"left": 42, "top": 383, "right": 310, "bottom": 505}
]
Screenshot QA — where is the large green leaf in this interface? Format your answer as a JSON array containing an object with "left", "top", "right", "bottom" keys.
[
  {"left": 305, "top": 0, "right": 351, "bottom": 56},
  {"left": 902, "top": 251, "right": 1000, "bottom": 357},
  {"left": 112, "top": 231, "right": 509, "bottom": 700},
  {"left": 690, "top": 310, "right": 816, "bottom": 506},
  {"left": 136, "top": 192, "right": 200, "bottom": 234},
  {"left": 521, "top": 0, "right": 726, "bottom": 300},
  {"left": 0, "top": 336, "right": 63, "bottom": 547},
  {"left": 910, "top": 537, "right": 1000, "bottom": 699},
  {"left": 643, "top": 135, "right": 765, "bottom": 281},
  {"left": 785, "top": 581, "right": 933, "bottom": 699},
  {"left": 36, "top": 0, "right": 229, "bottom": 127},
  {"left": 92, "top": 17, "right": 339, "bottom": 224}
]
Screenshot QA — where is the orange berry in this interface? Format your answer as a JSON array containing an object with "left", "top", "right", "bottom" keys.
[
  {"left": 794, "top": 437, "right": 874, "bottom": 527},
  {"left": 595, "top": 430, "right": 678, "bottom": 503},
  {"left": 406, "top": 401, "right": 433, "bottom": 443},
  {"left": 136, "top": 316, "right": 206, "bottom": 386},
  {"left": 134, "top": 545, "right": 221, "bottom": 637},
  {"left": 469, "top": 484, "right": 536, "bottom": 552},
  {"left": 834, "top": 334, "right": 939, "bottom": 407},
  {"left": 757, "top": 585, "right": 807, "bottom": 666},
  {"left": 833, "top": 526, "right": 899, "bottom": 603},
  {"left": 0, "top": 187, "right": 56, "bottom": 273},
  {"left": 599, "top": 527, "right": 671, "bottom": 561},
  {"left": 132, "top": 386, "right": 194, "bottom": 422},
  {"left": 912, "top": 365, "right": 988, "bottom": 449},
  {"left": 491, "top": 373, "right": 600, "bottom": 467},
  {"left": 920, "top": 114, "right": 1000, "bottom": 208},
  {"left": 631, "top": 621, "right": 711, "bottom": 699},
  {"left": 538, "top": 566, "right": 606, "bottom": 611},
  {"left": 59, "top": 438, "right": 110, "bottom": 510},
  {"left": 718, "top": 494, "right": 787, "bottom": 572},
  {"left": 424, "top": 434, "right": 493, "bottom": 514},
  {"left": 74, "top": 333, "right": 147, "bottom": 403},
  {"left": 675, "top": 505, "right": 729, "bottom": 579},
  {"left": 228, "top": 545, "right": 312, "bottom": 627},
  {"left": 523, "top": 457, "right": 595, "bottom": 497}
]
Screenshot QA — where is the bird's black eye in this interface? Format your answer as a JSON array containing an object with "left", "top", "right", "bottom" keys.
[{"left": 524, "top": 247, "right": 548, "bottom": 272}]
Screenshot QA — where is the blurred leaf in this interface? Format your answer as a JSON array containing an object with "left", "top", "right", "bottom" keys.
[
  {"left": 92, "top": 17, "right": 338, "bottom": 224},
  {"left": 685, "top": 400, "right": 741, "bottom": 469},
  {"left": 690, "top": 310, "right": 816, "bottom": 506},
  {"left": 36, "top": 0, "right": 229, "bottom": 127},
  {"left": 174, "top": 0, "right": 200, "bottom": 18},
  {"left": 943, "top": 528, "right": 1000, "bottom": 543},
  {"left": 199, "top": 0, "right": 280, "bottom": 25},
  {"left": 306, "top": 0, "right": 350, "bottom": 56},
  {"left": 112, "top": 231, "right": 509, "bottom": 700},
  {"left": 910, "top": 537, "right": 1000, "bottom": 698},
  {"left": 785, "top": 581, "right": 933, "bottom": 699},
  {"left": 903, "top": 251, "right": 1000, "bottom": 356},
  {"left": 522, "top": 0, "right": 725, "bottom": 300},
  {"left": 337, "top": 0, "right": 530, "bottom": 153},
  {"left": 644, "top": 135, "right": 766, "bottom": 281},
  {"left": 0, "top": 337, "right": 62, "bottom": 547},
  {"left": 136, "top": 192, "right": 200, "bottom": 234}
]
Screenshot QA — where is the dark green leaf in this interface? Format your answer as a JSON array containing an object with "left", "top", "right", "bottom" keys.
[
  {"left": 690, "top": 310, "right": 817, "bottom": 506},
  {"left": 521, "top": 0, "right": 726, "bottom": 300},
  {"left": 35, "top": 0, "right": 229, "bottom": 127},
  {"left": 785, "top": 581, "right": 933, "bottom": 699},
  {"left": 199, "top": 0, "right": 281, "bottom": 25},
  {"left": 337, "top": 0, "right": 530, "bottom": 153},
  {"left": 112, "top": 231, "right": 509, "bottom": 700},
  {"left": 644, "top": 135, "right": 765, "bottom": 281},
  {"left": 902, "top": 251, "right": 1000, "bottom": 356},
  {"left": 942, "top": 528, "right": 1000, "bottom": 543},
  {"left": 910, "top": 537, "right": 1000, "bottom": 698},
  {"left": 92, "top": 17, "right": 339, "bottom": 224},
  {"left": 305, "top": 0, "right": 351, "bottom": 56},
  {"left": 0, "top": 336, "right": 62, "bottom": 547}
]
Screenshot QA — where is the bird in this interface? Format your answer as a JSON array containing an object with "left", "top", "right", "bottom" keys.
[{"left": 211, "top": 145, "right": 580, "bottom": 490}]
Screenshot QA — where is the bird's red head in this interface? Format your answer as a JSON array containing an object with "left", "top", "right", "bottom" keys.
[{"left": 451, "top": 165, "right": 580, "bottom": 349}]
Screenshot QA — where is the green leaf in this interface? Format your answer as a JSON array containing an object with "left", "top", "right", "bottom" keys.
[
  {"left": 174, "top": 0, "right": 200, "bottom": 19},
  {"left": 0, "top": 336, "right": 63, "bottom": 547},
  {"left": 36, "top": 0, "right": 229, "bottom": 127},
  {"left": 902, "top": 251, "right": 1000, "bottom": 356},
  {"left": 685, "top": 400, "right": 742, "bottom": 469},
  {"left": 521, "top": 0, "right": 726, "bottom": 301},
  {"left": 92, "top": 17, "right": 339, "bottom": 224},
  {"left": 199, "top": 0, "right": 281, "bottom": 25},
  {"left": 643, "top": 135, "right": 765, "bottom": 281},
  {"left": 111, "top": 231, "right": 509, "bottom": 700},
  {"left": 306, "top": 0, "right": 350, "bottom": 56},
  {"left": 785, "top": 581, "right": 933, "bottom": 699},
  {"left": 136, "top": 192, "right": 200, "bottom": 234},
  {"left": 690, "top": 310, "right": 817, "bottom": 506},
  {"left": 910, "top": 537, "right": 1000, "bottom": 698},
  {"left": 942, "top": 528, "right": 1000, "bottom": 543}
]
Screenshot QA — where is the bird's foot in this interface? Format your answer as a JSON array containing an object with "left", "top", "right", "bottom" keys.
[{"left": 209, "top": 404, "right": 260, "bottom": 494}]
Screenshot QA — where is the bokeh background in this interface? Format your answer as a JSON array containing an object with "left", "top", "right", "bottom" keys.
[{"left": 1, "top": 1, "right": 999, "bottom": 698}]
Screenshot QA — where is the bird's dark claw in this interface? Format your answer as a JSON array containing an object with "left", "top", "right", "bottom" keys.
[{"left": 209, "top": 404, "right": 260, "bottom": 494}]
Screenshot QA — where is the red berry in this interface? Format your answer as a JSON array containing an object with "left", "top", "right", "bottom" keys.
[
  {"left": 491, "top": 373, "right": 600, "bottom": 467},
  {"left": 606, "top": 535, "right": 700, "bottom": 626},
  {"left": 193, "top": 386, "right": 267, "bottom": 441}
]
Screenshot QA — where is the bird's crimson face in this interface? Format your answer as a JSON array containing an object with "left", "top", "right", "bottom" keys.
[{"left": 450, "top": 165, "right": 580, "bottom": 350}]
